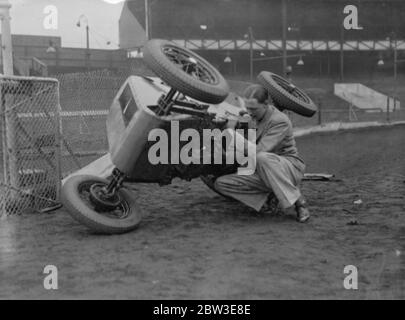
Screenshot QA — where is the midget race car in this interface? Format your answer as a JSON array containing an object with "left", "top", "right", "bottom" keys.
[{"left": 61, "top": 39, "right": 317, "bottom": 234}]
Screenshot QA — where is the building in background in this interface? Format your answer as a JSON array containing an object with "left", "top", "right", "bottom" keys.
[
  {"left": 0, "top": 34, "right": 128, "bottom": 75},
  {"left": 119, "top": 0, "right": 405, "bottom": 79},
  {"left": 119, "top": 0, "right": 148, "bottom": 53}
]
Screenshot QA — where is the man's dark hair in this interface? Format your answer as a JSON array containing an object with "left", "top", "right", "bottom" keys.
[
  {"left": 243, "top": 84, "right": 269, "bottom": 104},
  {"left": 243, "top": 84, "right": 282, "bottom": 110}
]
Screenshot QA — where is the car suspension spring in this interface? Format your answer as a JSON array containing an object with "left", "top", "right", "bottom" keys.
[
  {"left": 157, "top": 88, "right": 177, "bottom": 116},
  {"left": 103, "top": 168, "right": 126, "bottom": 197}
]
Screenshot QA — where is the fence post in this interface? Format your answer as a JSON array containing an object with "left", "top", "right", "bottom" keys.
[
  {"left": 0, "top": 86, "right": 9, "bottom": 185},
  {"left": 0, "top": 88, "right": 5, "bottom": 215},
  {"left": 317, "top": 97, "right": 322, "bottom": 126},
  {"left": 4, "top": 82, "right": 19, "bottom": 197},
  {"left": 0, "top": 1, "right": 14, "bottom": 76},
  {"left": 54, "top": 81, "right": 62, "bottom": 203},
  {"left": 0, "top": 1, "right": 20, "bottom": 208},
  {"left": 386, "top": 95, "right": 390, "bottom": 123}
]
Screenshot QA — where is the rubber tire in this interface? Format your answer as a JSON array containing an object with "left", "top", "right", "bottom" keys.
[
  {"left": 143, "top": 39, "right": 230, "bottom": 104},
  {"left": 62, "top": 175, "right": 142, "bottom": 234},
  {"left": 257, "top": 71, "right": 317, "bottom": 117}
]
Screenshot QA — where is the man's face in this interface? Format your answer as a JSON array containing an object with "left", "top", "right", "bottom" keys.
[{"left": 244, "top": 98, "right": 268, "bottom": 121}]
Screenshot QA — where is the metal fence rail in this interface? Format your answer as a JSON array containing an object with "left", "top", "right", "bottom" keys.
[
  {"left": 0, "top": 76, "right": 61, "bottom": 216},
  {"left": 289, "top": 105, "right": 405, "bottom": 128}
]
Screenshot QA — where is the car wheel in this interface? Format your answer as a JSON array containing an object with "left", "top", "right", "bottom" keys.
[
  {"left": 62, "top": 175, "right": 142, "bottom": 234},
  {"left": 257, "top": 71, "right": 317, "bottom": 117},
  {"left": 143, "top": 39, "right": 230, "bottom": 104}
]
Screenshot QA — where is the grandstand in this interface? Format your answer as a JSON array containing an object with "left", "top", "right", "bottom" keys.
[{"left": 119, "top": 0, "right": 405, "bottom": 78}]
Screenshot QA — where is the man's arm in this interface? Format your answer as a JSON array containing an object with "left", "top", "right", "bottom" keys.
[
  {"left": 256, "top": 121, "right": 289, "bottom": 153},
  {"left": 225, "top": 118, "right": 290, "bottom": 155}
]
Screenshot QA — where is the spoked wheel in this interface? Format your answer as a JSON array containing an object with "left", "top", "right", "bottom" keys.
[
  {"left": 143, "top": 39, "right": 230, "bottom": 104},
  {"left": 257, "top": 71, "right": 317, "bottom": 117},
  {"left": 62, "top": 175, "right": 142, "bottom": 234}
]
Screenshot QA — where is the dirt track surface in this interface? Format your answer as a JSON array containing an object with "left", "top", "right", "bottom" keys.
[{"left": 1, "top": 124, "right": 404, "bottom": 299}]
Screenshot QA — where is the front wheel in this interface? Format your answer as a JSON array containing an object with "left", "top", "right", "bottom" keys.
[{"left": 61, "top": 175, "right": 142, "bottom": 234}]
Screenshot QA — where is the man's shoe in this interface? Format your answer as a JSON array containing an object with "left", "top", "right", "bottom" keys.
[
  {"left": 261, "top": 194, "right": 280, "bottom": 214},
  {"left": 295, "top": 197, "right": 310, "bottom": 223}
]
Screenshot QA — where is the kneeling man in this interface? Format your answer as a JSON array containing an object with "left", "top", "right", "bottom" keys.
[{"left": 215, "top": 84, "right": 310, "bottom": 223}]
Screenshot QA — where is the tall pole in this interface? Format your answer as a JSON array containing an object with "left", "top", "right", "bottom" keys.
[
  {"left": 86, "top": 24, "right": 90, "bottom": 70},
  {"left": 78, "top": 15, "right": 91, "bottom": 71},
  {"left": 393, "top": 34, "right": 397, "bottom": 80},
  {"left": 282, "top": 0, "right": 287, "bottom": 77},
  {"left": 340, "top": 25, "right": 344, "bottom": 81},
  {"left": 55, "top": 45, "right": 60, "bottom": 68},
  {"left": 145, "top": 0, "right": 150, "bottom": 40},
  {"left": 249, "top": 27, "right": 254, "bottom": 81},
  {"left": 393, "top": 32, "right": 398, "bottom": 108},
  {"left": 0, "top": 0, "right": 13, "bottom": 75},
  {"left": 0, "top": 0, "right": 13, "bottom": 188},
  {"left": 0, "top": 0, "right": 18, "bottom": 197}
]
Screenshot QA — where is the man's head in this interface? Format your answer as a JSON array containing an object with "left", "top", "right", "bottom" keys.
[{"left": 242, "top": 84, "right": 270, "bottom": 121}]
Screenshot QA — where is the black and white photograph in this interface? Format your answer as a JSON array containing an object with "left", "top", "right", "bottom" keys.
[{"left": 0, "top": 0, "right": 404, "bottom": 303}]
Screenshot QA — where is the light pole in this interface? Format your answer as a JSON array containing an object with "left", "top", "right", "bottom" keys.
[
  {"left": 145, "top": 0, "right": 150, "bottom": 40},
  {"left": 0, "top": 0, "right": 13, "bottom": 75},
  {"left": 77, "top": 15, "right": 90, "bottom": 70},
  {"left": 391, "top": 32, "right": 398, "bottom": 80},
  {"left": 46, "top": 40, "right": 59, "bottom": 72},
  {"left": 282, "top": 0, "right": 288, "bottom": 78},
  {"left": 248, "top": 27, "right": 254, "bottom": 81},
  {"left": 388, "top": 32, "right": 405, "bottom": 110},
  {"left": 340, "top": 24, "right": 345, "bottom": 81},
  {"left": 145, "top": 0, "right": 158, "bottom": 40},
  {"left": 391, "top": 32, "right": 398, "bottom": 109}
]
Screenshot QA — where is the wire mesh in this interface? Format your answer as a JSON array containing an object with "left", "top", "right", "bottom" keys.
[
  {"left": 55, "top": 70, "right": 405, "bottom": 179},
  {"left": 56, "top": 70, "right": 127, "bottom": 178},
  {"left": 0, "top": 76, "right": 61, "bottom": 216}
]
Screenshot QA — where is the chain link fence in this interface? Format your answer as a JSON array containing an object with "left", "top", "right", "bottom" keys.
[
  {"left": 56, "top": 70, "right": 127, "bottom": 178},
  {"left": 0, "top": 70, "right": 130, "bottom": 216},
  {"left": 0, "top": 76, "right": 61, "bottom": 217},
  {"left": 2, "top": 68, "right": 401, "bottom": 216},
  {"left": 57, "top": 71, "right": 404, "bottom": 180}
]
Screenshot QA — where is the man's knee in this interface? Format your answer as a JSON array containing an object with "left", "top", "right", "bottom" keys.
[
  {"left": 214, "top": 175, "right": 231, "bottom": 190},
  {"left": 214, "top": 174, "right": 246, "bottom": 191},
  {"left": 256, "top": 152, "right": 280, "bottom": 167}
]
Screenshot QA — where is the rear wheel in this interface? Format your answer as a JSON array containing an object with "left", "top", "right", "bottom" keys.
[
  {"left": 143, "top": 39, "right": 230, "bottom": 104},
  {"left": 257, "top": 71, "right": 317, "bottom": 117},
  {"left": 62, "top": 175, "right": 142, "bottom": 234}
]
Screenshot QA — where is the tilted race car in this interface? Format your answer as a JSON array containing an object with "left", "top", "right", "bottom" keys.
[{"left": 61, "top": 39, "right": 317, "bottom": 234}]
